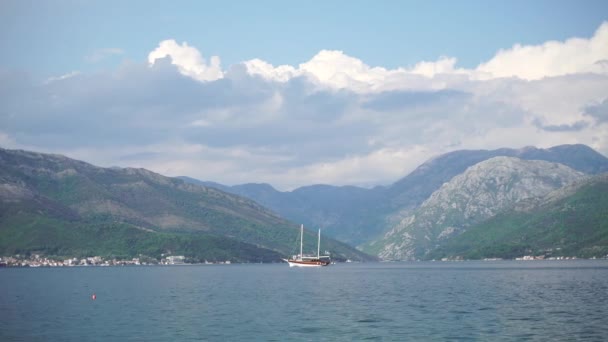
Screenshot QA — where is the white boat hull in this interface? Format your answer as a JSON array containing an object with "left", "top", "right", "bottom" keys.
[{"left": 283, "top": 259, "right": 330, "bottom": 267}]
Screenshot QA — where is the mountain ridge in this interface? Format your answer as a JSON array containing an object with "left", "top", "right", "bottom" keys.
[
  {"left": 184, "top": 144, "right": 608, "bottom": 246},
  {"left": 365, "top": 157, "right": 587, "bottom": 260},
  {"left": 0, "top": 148, "right": 373, "bottom": 262},
  {"left": 427, "top": 173, "right": 608, "bottom": 260}
]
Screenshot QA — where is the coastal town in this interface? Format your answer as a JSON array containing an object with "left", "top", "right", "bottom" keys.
[
  {"left": 2, "top": 254, "right": 604, "bottom": 267},
  {"left": 0, "top": 254, "right": 233, "bottom": 267}
]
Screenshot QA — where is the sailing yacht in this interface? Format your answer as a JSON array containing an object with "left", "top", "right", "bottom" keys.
[{"left": 283, "top": 224, "right": 331, "bottom": 267}]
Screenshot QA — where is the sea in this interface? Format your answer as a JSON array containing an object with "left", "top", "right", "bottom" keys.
[{"left": 1, "top": 260, "right": 607, "bottom": 341}]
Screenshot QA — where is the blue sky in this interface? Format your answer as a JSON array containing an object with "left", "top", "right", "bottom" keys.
[
  {"left": 1, "top": 1, "right": 608, "bottom": 189},
  {"left": 3, "top": 0, "right": 607, "bottom": 75}
]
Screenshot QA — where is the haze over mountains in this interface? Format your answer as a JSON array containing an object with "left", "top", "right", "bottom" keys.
[{"left": 185, "top": 144, "right": 608, "bottom": 247}]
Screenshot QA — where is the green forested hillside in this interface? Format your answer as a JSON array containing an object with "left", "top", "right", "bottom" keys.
[
  {"left": 0, "top": 148, "right": 373, "bottom": 262},
  {"left": 428, "top": 174, "right": 608, "bottom": 260}
]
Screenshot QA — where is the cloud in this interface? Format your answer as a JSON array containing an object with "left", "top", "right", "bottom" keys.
[
  {"left": 363, "top": 90, "right": 470, "bottom": 111},
  {"left": 584, "top": 98, "right": 608, "bottom": 124},
  {"left": 275, "top": 145, "right": 433, "bottom": 189},
  {"left": 242, "top": 22, "right": 608, "bottom": 91},
  {"left": 44, "top": 71, "right": 81, "bottom": 84},
  {"left": 476, "top": 22, "right": 608, "bottom": 80},
  {"left": 532, "top": 118, "right": 589, "bottom": 132},
  {"left": 2, "top": 22, "right": 608, "bottom": 189},
  {"left": 244, "top": 50, "right": 469, "bottom": 93},
  {"left": 148, "top": 39, "right": 223, "bottom": 81},
  {"left": 244, "top": 58, "right": 297, "bottom": 83}
]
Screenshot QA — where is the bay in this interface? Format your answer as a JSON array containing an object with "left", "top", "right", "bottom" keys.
[{"left": 1, "top": 260, "right": 607, "bottom": 341}]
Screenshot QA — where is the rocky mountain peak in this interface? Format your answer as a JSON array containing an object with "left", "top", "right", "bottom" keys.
[{"left": 366, "top": 156, "right": 586, "bottom": 260}]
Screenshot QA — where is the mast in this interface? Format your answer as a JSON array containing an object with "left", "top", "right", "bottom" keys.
[
  {"left": 317, "top": 229, "right": 321, "bottom": 259},
  {"left": 300, "top": 224, "right": 303, "bottom": 259}
]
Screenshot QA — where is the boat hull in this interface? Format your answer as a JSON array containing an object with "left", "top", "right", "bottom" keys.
[{"left": 283, "top": 259, "right": 330, "bottom": 267}]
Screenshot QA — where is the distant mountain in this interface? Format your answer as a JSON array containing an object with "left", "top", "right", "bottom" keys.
[
  {"left": 384, "top": 144, "right": 608, "bottom": 220},
  {"left": 427, "top": 173, "right": 608, "bottom": 260},
  {"left": 178, "top": 177, "right": 385, "bottom": 245},
  {"left": 362, "top": 157, "right": 586, "bottom": 260},
  {"left": 183, "top": 144, "right": 608, "bottom": 247},
  {"left": 0, "top": 148, "right": 373, "bottom": 262}
]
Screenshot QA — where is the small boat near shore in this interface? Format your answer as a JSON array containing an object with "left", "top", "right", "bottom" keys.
[{"left": 283, "top": 224, "right": 330, "bottom": 267}]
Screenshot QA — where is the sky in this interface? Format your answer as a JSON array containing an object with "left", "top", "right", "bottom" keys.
[{"left": 1, "top": 0, "right": 608, "bottom": 190}]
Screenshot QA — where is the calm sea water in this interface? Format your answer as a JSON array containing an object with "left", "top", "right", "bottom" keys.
[{"left": 1, "top": 261, "right": 607, "bottom": 341}]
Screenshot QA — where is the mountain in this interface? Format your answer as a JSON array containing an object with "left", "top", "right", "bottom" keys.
[
  {"left": 184, "top": 144, "right": 608, "bottom": 246},
  {"left": 427, "top": 173, "right": 608, "bottom": 260},
  {"left": 178, "top": 177, "right": 385, "bottom": 245},
  {"left": 0, "top": 189, "right": 284, "bottom": 263},
  {"left": 0, "top": 148, "right": 373, "bottom": 262},
  {"left": 383, "top": 144, "right": 608, "bottom": 222},
  {"left": 363, "top": 157, "right": 586, "bottom": 260}
]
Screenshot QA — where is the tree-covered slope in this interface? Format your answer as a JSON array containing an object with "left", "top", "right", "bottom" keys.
[
  {"left": 0, "top": 148, "right": 373, "bottom": 261},
  {"left": 428, "top": 174, "right": 608, "bottom": 260},
  {"left": 0, "top": 202, "right": 283, "bottom": 262}
]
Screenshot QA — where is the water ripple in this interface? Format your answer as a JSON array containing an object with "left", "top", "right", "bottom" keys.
[{"left": 1, "top": 261, "right": 608, "bottom": 341}]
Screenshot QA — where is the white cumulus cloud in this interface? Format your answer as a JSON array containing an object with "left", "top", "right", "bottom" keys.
[
  {"left": 241, "top": 22, "right": 608, "bottom": 90},
  {"left": 244, "top": 50, "right": 468, "bottom": 93},
  {"left": 152, "top": 21, "right": 608, "bottom": 92},
  {"left": 476, "top": 22, "right": 608, "bottom": 80},
  {"left": 148, "top": 39, "right": 223, "bottom": 81}
]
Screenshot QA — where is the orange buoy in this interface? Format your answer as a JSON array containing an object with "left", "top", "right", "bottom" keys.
[{"left": 91, "top": 293, "right": 97, "bottom": 300}]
